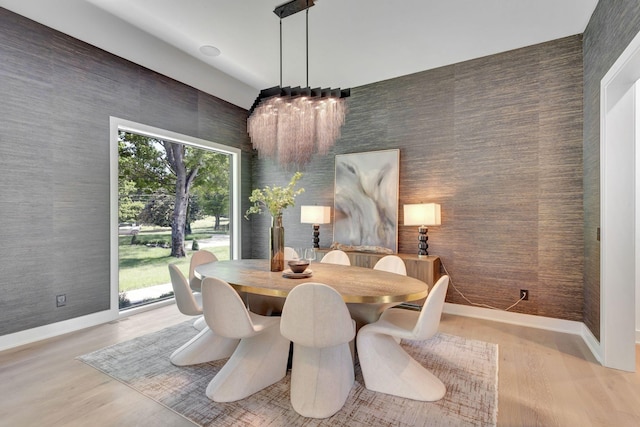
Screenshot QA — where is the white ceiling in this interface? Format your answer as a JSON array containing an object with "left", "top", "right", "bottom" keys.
[{"left": 0, "top": 0, "right": 598, "bottom": 110}]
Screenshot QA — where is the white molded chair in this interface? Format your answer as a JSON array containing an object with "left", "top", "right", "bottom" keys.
[
  {"left": 284, "top": 246, "right": 299, "bottom": 261},
  {"left": 168, "top": 264, "right": 239, "bottom": 366},
  {"left": 280, "top": 282, "right": 356, "bottom": 418},
  {"left": 320, "top": 249, "right": 351, "bottom": 265},
  {"left": 168, "top": 263, "right": 206, "bottom": 331},
  {"left": 189, "top": 250, "right": 218, "bottom": 292},
  {"left": 356, "top": 275, "right": 450, "bottom": 401},
  {"left": 373, "top": 255, "right": 407, "bottom": 275},
  {"left": 348, "top": 255, "right": 408, "bottom": 328},
  {"left": 202, "top": 277, "right": 290, "bottom": 402}
]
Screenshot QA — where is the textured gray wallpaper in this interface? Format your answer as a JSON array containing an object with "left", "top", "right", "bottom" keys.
[
  {"left": 0, "top": 8, "right": 253, "bottom": 336},
  {"left": 251, "top": 36, "right": 585, "bottom": 322},
  {"left": 583, "top": 0, "right": 640, "bottom": 340},
  {"left": 0, "top": 4, "right": 601, "bottom": 334}
]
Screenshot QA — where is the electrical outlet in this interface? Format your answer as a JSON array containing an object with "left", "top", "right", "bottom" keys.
[
  {"left": 520, "top": 289, "right": 529, "bottom": 301},
  {"left": 56, "top": 294, "right": 67, "bottom": 307}
]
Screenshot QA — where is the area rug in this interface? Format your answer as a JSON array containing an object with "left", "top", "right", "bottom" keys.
[{"left": 78, "top": 321, "right": 498, "bottom": 426}]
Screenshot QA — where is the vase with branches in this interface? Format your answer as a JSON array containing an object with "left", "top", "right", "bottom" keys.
[{"left": 245, "top": 172, "right": 304, "bottom": 271}]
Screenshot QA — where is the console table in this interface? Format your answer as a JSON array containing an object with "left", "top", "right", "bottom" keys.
[{"left": 314, "top": 249, "right": 441, "bottom": 306}]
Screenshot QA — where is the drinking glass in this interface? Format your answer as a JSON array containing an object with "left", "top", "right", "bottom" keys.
[{"left": 304, "top": 248, "right": 316, "bottom": 263}]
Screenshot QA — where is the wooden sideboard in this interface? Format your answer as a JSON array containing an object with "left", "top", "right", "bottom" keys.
[{"left": 314, "top": 249, "right": 441, "bottom": 306}]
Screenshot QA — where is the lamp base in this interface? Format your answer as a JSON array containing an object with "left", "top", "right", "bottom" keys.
[
  {"left": 312, "top": 224, "right": 320, "bottom": 249},
  {"left": 418, "top": 226, "right": 429, "bottom": 257}
]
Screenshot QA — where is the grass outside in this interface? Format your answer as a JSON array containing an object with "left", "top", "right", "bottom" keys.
[{"left": 118, "top": 217, "right": 230, "bottom": 292}]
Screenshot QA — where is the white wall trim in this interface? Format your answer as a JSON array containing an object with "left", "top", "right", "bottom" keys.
[
  {"left": 0, "top": 299, "right": 177, "bottom": 353},
  {"left": 599, "top": 29, "right": 640, "bottom": 372},
  {"left": 581, "top": 323, "right": 603, "bottom": 363},
  {"left": 0, "top": 310, "right": 114, "bottom": 353},
  {"left": 0, "top": 300, "right": 608, "bottom": 358},
  {"left": 444, "top": 303, "right": 602, "bottom": 363}
]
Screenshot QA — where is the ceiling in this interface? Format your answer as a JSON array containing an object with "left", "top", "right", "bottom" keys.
[{"left": 0, "top": 0, "right": 599, "bottom": 110}]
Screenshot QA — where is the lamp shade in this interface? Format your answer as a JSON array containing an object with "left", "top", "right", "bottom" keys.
[
  {"left": 403, "top": 203, "right": 441, "bottom": 226},
  {"left": 300, "top": 206, "right": 331, "bottom": 224}
]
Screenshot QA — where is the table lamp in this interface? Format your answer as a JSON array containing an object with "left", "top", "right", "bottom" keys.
[
  {"left": 300, "top": 205, "right": 331, "bottom": 248},
  {"left": 403, "top": 203, "right": 441, "bottom": 257}
]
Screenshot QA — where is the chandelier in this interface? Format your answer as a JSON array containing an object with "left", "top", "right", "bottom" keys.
[{"left": 247, "top": 0, "right": 350, "bottom": 168}]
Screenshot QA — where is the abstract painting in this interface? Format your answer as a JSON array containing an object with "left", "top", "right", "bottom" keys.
[{"left": 333, "top": 149, "right": 399, "bottom": 252}]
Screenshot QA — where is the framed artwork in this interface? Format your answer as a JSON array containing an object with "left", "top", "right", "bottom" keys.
[{"left": 333, "top": 149, "right": 400, "bottom": 252}]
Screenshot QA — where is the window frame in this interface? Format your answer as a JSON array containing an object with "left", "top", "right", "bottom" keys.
[{"left": 109, "top": 117, "right": 242, "bottom": 318}]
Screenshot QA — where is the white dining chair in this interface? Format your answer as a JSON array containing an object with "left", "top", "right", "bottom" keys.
[
  {"left": 373, "top": 255, "right": 407, "bottom": 275},
  {"left": 348, "top": 254, "right": 408, "bottom": 328},
  {"left": 168, "top": 263, "right": 206, "bottom": 330},
  {"left": 319, "top": 249, "right": 351, "bottom": 265},
  {"left": 167, "top": 264, "right": 239, "bottom": 366},
  {"left": 189, "top": 249, "right": 218, "bottom": 292},
  {"left": 201, "top": 276, "right": 290, "bottom": 402},
  {"left": 284, "top": 246, "right": 299, "bottom": 261},
  {"left": 356, "top": 275, "right": 450, "bottom": 401},
  {"left": 280, "top": 282, "right": 356, "bottom": 418}
]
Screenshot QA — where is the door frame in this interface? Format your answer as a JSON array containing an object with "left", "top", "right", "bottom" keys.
[{"left": 599, "top": 30, "right": 640, "bottom": 372}]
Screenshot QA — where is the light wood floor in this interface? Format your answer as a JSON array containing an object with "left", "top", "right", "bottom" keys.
[{"left": 1, "top": 305, "right": 639, "bottom": 427}]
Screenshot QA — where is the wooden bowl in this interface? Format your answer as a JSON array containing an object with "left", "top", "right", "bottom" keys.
[{"left": 288, "top": 260, "right": 309, "bottom": 273}]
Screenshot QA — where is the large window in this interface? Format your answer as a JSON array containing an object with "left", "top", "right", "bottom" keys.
[{"left": 110, "top": 118, "right": 241, "bottom": 314}]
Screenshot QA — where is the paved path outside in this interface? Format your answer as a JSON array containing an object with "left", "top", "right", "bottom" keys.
[{"left": 192, "top": 233, "right": 230, "bottom": 249}]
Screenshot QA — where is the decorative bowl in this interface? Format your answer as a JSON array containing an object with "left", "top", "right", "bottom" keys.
[{"left": 288, "top": 260, "right": 309, "bottom": 273}]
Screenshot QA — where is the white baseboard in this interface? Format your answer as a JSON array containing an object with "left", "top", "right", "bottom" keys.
[
  {"left": 0, "top": 300, "right": 610, "bottom": 362},
  {"left": 0, "top": 309, "right": 116, "bottom": 353},
  {"left": 0, "top": 299, "right": 175, "bottom": 353},
  {"left": 636, "top": 329, "right": 640, "bottom": 344},
  {"left": 443, "top": 303, "right": 602, "bottom": 364},
  {"left": 582, "top": 323, "right": 603, "bottom": 363}
]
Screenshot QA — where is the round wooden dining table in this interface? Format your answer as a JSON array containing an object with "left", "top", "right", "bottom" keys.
[{"left": 195, "top": 259, "right": 429, "bottom": 326}]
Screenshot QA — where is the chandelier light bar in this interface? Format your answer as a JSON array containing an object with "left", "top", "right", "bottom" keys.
[
  {"left": 274, "top": 0, "right": 316, "bottom": 18},
  {"left": 247, "top": 0, "right": 350, "bottom": 168}
]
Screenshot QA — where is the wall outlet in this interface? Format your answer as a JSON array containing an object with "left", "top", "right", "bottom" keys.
[
  {"left": 520, "top": 289, "right": 529, "bottom": 301},
  {"left": 56, "top": 294, "right": 67, "bottom": 307}
]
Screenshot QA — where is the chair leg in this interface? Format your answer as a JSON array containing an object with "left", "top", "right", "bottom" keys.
[
  {"left": 357, "top": 330, "right": 446, "bottom": 401},
  {"left": 206, "top": 322, "right": 290, "bottom": 402},
  {"left": 169, "top": 326, "right": 239, "bottom": 366},
  {"left": 290, "top": 343, "right": 354, "bottom": 418}
]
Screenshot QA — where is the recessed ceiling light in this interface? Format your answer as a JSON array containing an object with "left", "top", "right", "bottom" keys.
[{"left": 199, "top": 45, "right": 221, "bottom": 57}]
